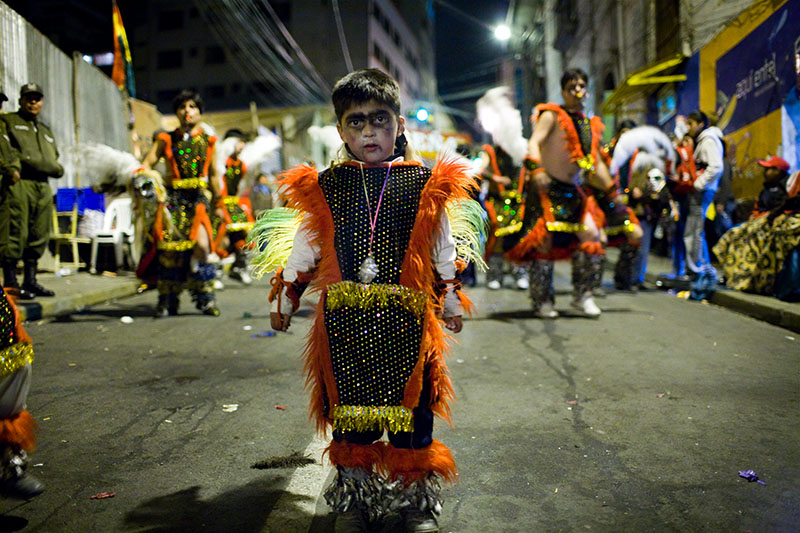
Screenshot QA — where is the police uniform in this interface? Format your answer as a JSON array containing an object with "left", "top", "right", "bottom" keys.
[{"left": 0, "top": 83, "right": 63, "bottom": 298}]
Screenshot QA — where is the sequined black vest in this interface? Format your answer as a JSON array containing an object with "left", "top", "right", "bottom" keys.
[
  {"left": 318, "top": 163, "right": 430, "bottom": 284},
  {"left": 0, "top": 290, "right": 18, "bottom": 350}
]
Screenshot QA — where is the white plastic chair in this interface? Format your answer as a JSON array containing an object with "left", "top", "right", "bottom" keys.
[{"left": 90, "top": 197, "right": 134, "bottom": 274}]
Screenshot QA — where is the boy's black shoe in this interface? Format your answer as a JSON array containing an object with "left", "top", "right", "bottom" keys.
[
  {"left": 402, "top": 509, "right": 439, "bottom": 533},
  {"left": 334, "top": 507, "right": 369, "bottom": 533},
  {"left": 0, "top": 472, "right": 44, "bottom": 500}
]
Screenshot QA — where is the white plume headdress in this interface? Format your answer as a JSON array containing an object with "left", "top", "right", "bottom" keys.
[{"left": 476, "top": 87, "right": 528, "bottom": 165}]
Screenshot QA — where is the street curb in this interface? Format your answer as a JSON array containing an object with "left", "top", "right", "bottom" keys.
[
  {"left": 605, "top": 248, "right": 800, "bottom": 334},
  {"left": 17, "top": 280, "right": 141, "bottom": 322},
  {"left": 710, "top": 290, "right": 800, "bottom": 334}
]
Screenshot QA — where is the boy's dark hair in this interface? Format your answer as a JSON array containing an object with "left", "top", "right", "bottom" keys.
[
  {"left": 560, "top": 68, "right": 588, "bottom": 90},
  {"left": 172, "top": 89, "right": 204, "bottom": 114},
  {"left": 688, "top": 110, "right": 708, "bottom": 130},
  {"left": 331, "top": 69, "right": 401, "bottom": 121}
]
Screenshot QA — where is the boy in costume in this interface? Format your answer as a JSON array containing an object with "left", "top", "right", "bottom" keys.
[
  {"left": 214, "top": 136, "right": 255, "bottom": 285},
  {"left": 509, "top": 68, "right": 609, "bottom": 317},
  {"left": 251, "top": 69, "right": 485, "bottom": 533},
  {"left": 139, "top": 90, "right": 222, "bottom": 317},
  {"left": 475, "top": 87, "right": 531, "bottom": 291},
  {"left": 0, "top": 288, "right": 44, "bottom": 499}
]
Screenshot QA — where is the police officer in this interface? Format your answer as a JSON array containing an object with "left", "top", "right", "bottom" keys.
[
  {"left": 0, "top": 83, "right": 64, "bottom": 298},
  {"left": 0, "top": 89, "right": 26, "bottom": 299}
]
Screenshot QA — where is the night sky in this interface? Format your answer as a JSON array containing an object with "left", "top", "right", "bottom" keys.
[{"left": 434, "top": 0, "right": 511, "bottom": 129}]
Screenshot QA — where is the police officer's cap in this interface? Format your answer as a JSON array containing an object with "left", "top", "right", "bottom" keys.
[{"left": 20, "top": 83, "right": 44, "bottom": 98}]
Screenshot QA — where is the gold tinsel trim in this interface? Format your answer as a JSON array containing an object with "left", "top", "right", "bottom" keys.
[
  {"left": 0, "top": 342, "right": 34, "bottom": 378},
  {"left": 325, "top": 281, "right": 427, "bottom": 320},
  {"left": 605, "top": 220, "right": 635, "bottom": 236},
  {"left": 495, "top": 221, "right": 523, "bottom": 237},
  {"left": 331, "top": 405, "right": 413, "bottom": 433},
  {"left": 226, "top": 222, "right": 254, "bottom": 232},
  {"left": 157, "top": 239, "right": 196, "bottom": 251},
  {"left": 546, "top": 221, "right": 586, "bottom": 233},
  {"left": 223, "top": 196, "right": 240, "bottom": 205},
  {"left": 171, "top": 178, "right": 208, "bottom": 190}
]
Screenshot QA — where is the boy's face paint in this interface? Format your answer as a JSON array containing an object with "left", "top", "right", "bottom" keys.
[
  {"left": 176, "top": 99, "right": 201, "bottom": 128},
  {"left": 337, "top": 100, "right": 405, "bottom": 164}
]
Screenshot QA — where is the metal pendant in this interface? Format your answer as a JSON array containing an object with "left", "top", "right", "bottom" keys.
[{"left": 359, "top": 253, "right": 379, "bottom": 284}]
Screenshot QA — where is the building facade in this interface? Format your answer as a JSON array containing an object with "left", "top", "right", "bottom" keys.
[{"left": 127, "top": 0, "right": 436, "bottom": 116}]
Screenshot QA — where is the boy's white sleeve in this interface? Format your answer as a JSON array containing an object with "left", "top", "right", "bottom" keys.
[
  {"left": 432, "top": 211, "right": 464, "bottom": 318},
  {"left": 271, "top": 223, "right": 320, "bottom": 314}
]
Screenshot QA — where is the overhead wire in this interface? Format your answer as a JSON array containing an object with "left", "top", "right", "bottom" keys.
[
  {"left": 195, "top": 0, "right": 311, "bottom": 105},
  {"left": 332, "top": 0, "right": 354, "bottom": 72},
  {"left": 193, "top": 0, "right": 328, "bottom": 106}
]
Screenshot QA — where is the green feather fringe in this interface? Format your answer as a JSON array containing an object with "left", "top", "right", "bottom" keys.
[
  {"left": 246, "top": 208, "right": 303, "bottom": 278},
  {"left": 446, "top": 199, "right": 489, "bottom": 271}
]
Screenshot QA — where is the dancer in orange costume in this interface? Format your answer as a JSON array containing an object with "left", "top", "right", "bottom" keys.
[
  {"left": 140, "top": 90, "right": 222, "bottom": 317},
  {"left": 0, "top": 288, "right": 43, "bottom": 499},
  {"left": 253, "top": 69, "right": 484, "bottom": 533},
  {"left": 510, "top": 68, "right": 610, "bottom": 318}
]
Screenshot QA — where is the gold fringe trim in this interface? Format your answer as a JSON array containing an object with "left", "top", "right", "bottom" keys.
[
  {"left": 495, "top": 221, "right": 523, "bottom": 237},
  {"left": 326, "top": 281, "right": 427, "bottom": 320},
  {"left": 0, "top": 342, "right": 34, "bottom": 378},
  {"left": 171, "top": 178, "right": 208, "bottom": 190},
  {"left": 331, "top": 405, "right": 413, "bottom": 433},
  {"left": 226, "top": 222, "right": 254, "bottom": 232},
  {"left": 545, "top": 221, "right": 586, "bottom": 233},
  {"left": 157, "top": 239, "right": 196, "bottom": 251},
  {"left": 223, "top": 196, "right": 240, "bottom": 205},
  {"left": 605, "top": 220, "right": 635, "bottom": 236}
]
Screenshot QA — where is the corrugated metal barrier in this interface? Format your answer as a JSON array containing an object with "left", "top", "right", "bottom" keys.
[{"left": 0, "top": 1, "right": 130, "bottom": 191}]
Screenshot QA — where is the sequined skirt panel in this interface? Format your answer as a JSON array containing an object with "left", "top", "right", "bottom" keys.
[{"left": 323, "top": 286, "right": 424, "bottom": 431}]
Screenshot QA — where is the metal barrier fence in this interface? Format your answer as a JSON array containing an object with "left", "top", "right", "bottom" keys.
[{"left": 0, "top": 1, "right": 130, "bottom": 190}]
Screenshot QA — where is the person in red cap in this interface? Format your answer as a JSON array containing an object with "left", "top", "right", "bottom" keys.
[
  {"left": 713, "top": 154, "right": 800, "bottom": 295},
  {"left": 753, "top": 156, "right": 791, "bottom": 216}
]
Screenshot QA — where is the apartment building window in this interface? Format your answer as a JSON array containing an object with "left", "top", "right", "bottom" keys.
[
  {"left": 157, "top": 50, "right": 183, "bottom": 70},
  {"left": 158, "top": 10, "right": 184, "bottom": 31},
  {"left": 373, "top": 43, "right": 392, "bottom": 74},
  {"left": 205, "top": 46, "right": 225, "bottom": 65}
]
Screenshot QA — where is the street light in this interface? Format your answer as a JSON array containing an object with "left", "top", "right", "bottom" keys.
[
  {"left": 494, "top": 24, "right": 511, "bottom": 41},
  {"left": 416, "top": 108, "right": 430, "bottom": 122}
]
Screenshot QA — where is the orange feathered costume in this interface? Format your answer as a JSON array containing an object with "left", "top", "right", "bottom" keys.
[{"left": 275, "top": 158, "right": 476, "bottom": 485}]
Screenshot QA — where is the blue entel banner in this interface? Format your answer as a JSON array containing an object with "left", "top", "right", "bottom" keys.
[{"left": 715, "top": 0, "right": 799, "bottom": 134}]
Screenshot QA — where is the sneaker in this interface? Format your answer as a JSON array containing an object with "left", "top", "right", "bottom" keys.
[
  {"left": 229, "top": 268, "right": 253, "bottom": 285},
  {"left": 334, "top": 507, "right": 369, "bottom": 533},
  {"left": 402, "top": 509, "right": 439, "bottom": 533},
  {"left": 535, "top": 302, "right": 559, "bottom": 318},
  {"left": 571, "top": 295, "right": 601, "bottom": 317},
  {"left": 213, "top": 279, "right": 225, "bottom": 290},
  {"left": 487, "top": 279, "right": 502, "bottom": 290},
  {"left": 0, "top": 472, "right": 44, "bottom": 500},
  {"left": 515, "top": 276, "right": 529, "bottom": 290},
  {"left": 199, "top": 302, "right": 220, "bottom": 317}
]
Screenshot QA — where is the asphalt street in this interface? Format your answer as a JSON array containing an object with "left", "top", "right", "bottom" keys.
[{"left": 2, "top": 265, "right": 798, "bottom": 532}]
